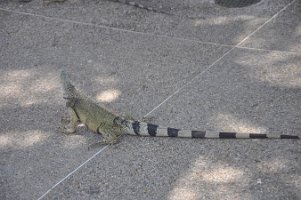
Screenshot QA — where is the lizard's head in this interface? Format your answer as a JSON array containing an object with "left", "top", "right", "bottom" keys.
[
  {"left": 63, "top": 84, "right": 77, "bottom": 107},
  {"left": 60, "top": 70, "right": 78, "bottom": 107}
]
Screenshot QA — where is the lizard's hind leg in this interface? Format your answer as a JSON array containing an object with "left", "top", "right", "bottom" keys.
[
  {"left": 101, "top": 130, "right": 121, "bottom": 145},
  {"left": 88, "top": 131, "right": 120, "bottom": 149},
  {"left": 98, "top": 123, "right": 123, "bottom": 145},
  {"left": 58, "top": 107, "right": 80, "bottom": 134}
]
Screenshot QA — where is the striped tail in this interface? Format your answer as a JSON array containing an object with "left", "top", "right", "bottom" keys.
[{"left": 114, "top": 119, "right": 300, "bottom": 139}]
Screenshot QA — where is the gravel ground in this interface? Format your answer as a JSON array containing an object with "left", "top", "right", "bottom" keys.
[{"left": 0, "top": 0, "right": 300, "bottom": 199}]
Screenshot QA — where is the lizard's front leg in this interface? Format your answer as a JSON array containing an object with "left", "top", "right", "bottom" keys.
[{"left": 58, "top": 107, "right": 80, "bottom": 134}]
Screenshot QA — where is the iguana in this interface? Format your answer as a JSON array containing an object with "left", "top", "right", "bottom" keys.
[{"left": 59, "top": 71, "right": 300, "bottom": 145}]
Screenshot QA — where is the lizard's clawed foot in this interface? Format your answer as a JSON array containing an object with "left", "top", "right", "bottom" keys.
[
  {"left": 88, "top": 140, "right": 106, "bottom": 150},
  {"left": 102, "top": 137, "right": 120, "bottom": 145},
  {"left": 88, "top": 138, "right": 119, "bottom": 150},
  {"left": 56, "top": 125, "right": 76, "bottom": 134}
]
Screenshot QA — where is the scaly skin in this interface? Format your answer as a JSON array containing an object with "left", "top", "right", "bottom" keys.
[{"left": 59, "top": 71, "right": 123, "bottom": 144}]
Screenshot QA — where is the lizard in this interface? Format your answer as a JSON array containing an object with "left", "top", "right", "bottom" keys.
[{"left": 59, "top": 70, "right": 300, "bottom": 145}]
